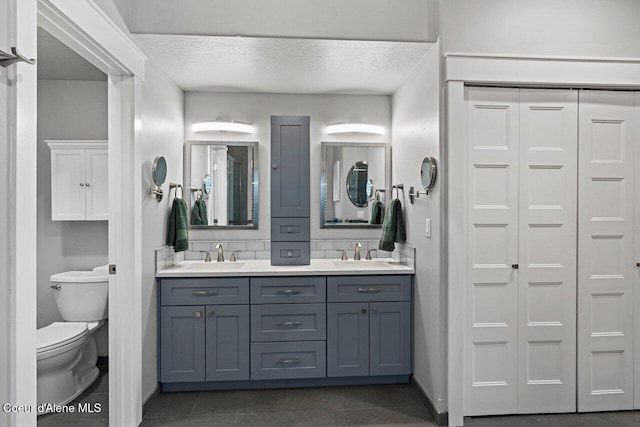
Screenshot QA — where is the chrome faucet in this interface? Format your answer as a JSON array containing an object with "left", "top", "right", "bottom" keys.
[
  {"left": 366, "top": 249, "right": 376, "bottom": 260},
  {"left": 337, "top": 250, "right": 348, "bottom": 260},
  {"left": 354, "top": 242, "right": 362, "bottom": 261},
  {"left": 200, "top": 251, "right": 212, "bottom": 262},
  {"left": 216, "top": 244, "right": 224, "bottom": 262},
  {"left": 230, "top": 251, "right": 241, "bottom": 262}
]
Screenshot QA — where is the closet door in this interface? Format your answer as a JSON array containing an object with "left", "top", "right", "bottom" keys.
[
  {"left": 464, "top": 87, "right": 520, "bottom": 415},
  {"left": 634, "top": 92, "right": 640, "bottom": 411},
  {"left": 517, "top": 89, "right": 577, "bottom": 413},
  {"left": 578, "top": 90, "right": 635, "bottom": 412}
]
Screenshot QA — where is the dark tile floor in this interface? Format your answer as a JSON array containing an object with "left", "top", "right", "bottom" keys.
[
  {"left": 141, "top": 384, "right": 434, "bottom": 426},
  {"left": 37, "top": 370, "right": 109, "bottom": 427},
  {"left": 37, "top": 372, "right": 640, "bottom": 427}
]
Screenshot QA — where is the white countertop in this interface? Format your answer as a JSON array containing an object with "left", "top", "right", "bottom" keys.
[{"left": 156, "top": 258, "right": 414, "bottom": 278}]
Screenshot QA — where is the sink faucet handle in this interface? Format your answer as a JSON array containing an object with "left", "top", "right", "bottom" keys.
[
  {"left": 215, "top": 244, "right": 224, "bottom": 262},
  {"left": 354, "top": 242, "right": 363, "bottom": 261},
  {"left": 336, "top": 250, "right": 348, "bottom": 261},
  {"left": 230, "top": 251, "right": 242, "bottom": 262},
  {"left": 365, "top": 249, "right": 377, "bottom": 260},
  {"left": 200, "top": 251, "right": 212, "bottom": 262}
]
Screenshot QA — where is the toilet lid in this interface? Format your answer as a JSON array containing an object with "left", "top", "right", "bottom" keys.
[{"left": 37, "top": 322, "right": 88, "bottom": 353}]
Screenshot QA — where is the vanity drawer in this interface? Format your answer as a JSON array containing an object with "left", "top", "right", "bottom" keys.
[
  {"left": 271, "top": 218, "right": 310, "bottom": 242},
  {"left": 250, "top": 277, "right": 325, "bottom": 304},
  {"left": 327, "top": 275, "right": 412, "bottom": 302},
  {"left": 160, "top": 278, "right": 249, "bottom": 306},
  {"left": 250, "top": 341, "right": 326, "bottom": 380},
  {"left": 271, "top": 242, "right": 310, "bottom": 265},
  {"left": 251, "top": 304, "right": 326, "bottom": 342}
]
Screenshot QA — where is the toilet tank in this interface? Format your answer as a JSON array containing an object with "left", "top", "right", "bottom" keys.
[{"left": 50, "top": 270, "right": 109, "bottom": 321}]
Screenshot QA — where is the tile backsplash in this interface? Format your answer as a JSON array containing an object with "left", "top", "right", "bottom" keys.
[{"left": 156, "top": 240, "right": 415, "bottom": 272}]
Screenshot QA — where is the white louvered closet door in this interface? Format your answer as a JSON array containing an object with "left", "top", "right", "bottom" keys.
[
  {"left": 517, "top": 89, "right": 577, "bottom": 413},
  {"left": 464, "top": 87, "right": 578, "bottom": 416},
  {"left": 578, "top": 90, "right": 636, "bottom": 412}
]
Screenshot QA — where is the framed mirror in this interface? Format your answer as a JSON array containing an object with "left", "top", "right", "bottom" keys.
[
  {"left": 184, "top": 141, "right": 259, "bottom": 229},
  {"left": 321, "top": 142, "right": 391, "bottom": 228}
]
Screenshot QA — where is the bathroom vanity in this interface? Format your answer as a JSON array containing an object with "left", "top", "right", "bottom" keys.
[{"left": 156, "top": 259, "right": 414, "bottom": 391}]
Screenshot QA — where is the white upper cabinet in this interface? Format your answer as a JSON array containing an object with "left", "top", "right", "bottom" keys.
[{"left": 47, "top": 140, "right": 108, "bottom": 221}]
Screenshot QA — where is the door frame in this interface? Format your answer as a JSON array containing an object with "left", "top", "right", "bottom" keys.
[
  {"left": 445, "top": 53, "right": 640, "bottom": 426},
  {"left": 9, "top": 0, "right": 146, "bottom": 426}
]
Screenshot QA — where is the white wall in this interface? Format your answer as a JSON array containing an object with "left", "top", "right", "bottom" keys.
[
  {"left": 391, "top": 42, "right": 444, "bottom": 412},
  {"left": 36, "top": 80, "right": 109, "bottom": 355},
  {"left": 140, "top": 58, "right": 184, "bottom": 402},
  {"left": 185, "top": 92, "right": 391, "bottom": 241},
  {"left": 127, "top": 0, "right": 437, "bottom": 43},
  {"left": 441, "top": 0, "right": 640, "bottom": 58}
]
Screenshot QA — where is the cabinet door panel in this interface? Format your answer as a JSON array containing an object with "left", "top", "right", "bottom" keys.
[
  {"left": 160, "top": 306, "right": 205, "bottom": 383},
  {"left": 206, "top": 305, "right": 249, "bottom": 381},
  {"left": 85, "top": 148, "right": 108, "bottom": 220},
  {"left": 370, "top": 302, "right": 411, "bottom": 376},
  {"left": 50, "top": 149, "right": 85, "bottom": 220},
  {"left": 271, "top": 116, "right": 310, "bottom": 218},
  {"left": 327, "top": 302, "right": 369, "bottom": 377}
]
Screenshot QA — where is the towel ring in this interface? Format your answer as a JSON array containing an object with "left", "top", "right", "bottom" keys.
[
  {"left": 169, "top": 183, "right": 183, "bottom": 199},
  {"left": 197, "top": 189, "right": 204, "bottom": 201},
  {"left": 392, "top": 184, "right": 404, "bottom": 200}
]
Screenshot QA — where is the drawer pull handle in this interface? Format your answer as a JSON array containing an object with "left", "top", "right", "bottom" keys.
[
  {"left": 275, "top": 289, "right": 300, "bottom": 295},
  {"left": 357, "top": 287, "right": 382, "bottom": 293},
  {"left": 193, "top": 290, "right": 218, "bottom": 296},
  {"left": 276, "top": 358, "right": 301, "bottom": 365},
  {"left": 195, "top": 311, "right": 201, "bottom": 318},
  {"left": 276, "top": 320, "right": 301, "bottom": 327}
]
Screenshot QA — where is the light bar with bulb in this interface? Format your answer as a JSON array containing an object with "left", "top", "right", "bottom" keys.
[
  {"left": 192, "top": 121, "right": 254, "bottom": 134},
  {"left": 326, "top": 123, "right": 385, "bottom": 135}
]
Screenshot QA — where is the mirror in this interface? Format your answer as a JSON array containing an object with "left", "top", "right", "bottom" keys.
[
  {"left": 152, "top": 156, "right": 167, "bottom": 186},
  {"left": 321, "top": 142, "right": 391, "bottom": 228},
  {"left": 420, "top": 157, "right": 437, "bottom": 191},
  {"left": 185, "top": 141, "right": 259, "bottom": 229},
  {"left": 346, "top": 161, "right": 369, "bottom": 207}
]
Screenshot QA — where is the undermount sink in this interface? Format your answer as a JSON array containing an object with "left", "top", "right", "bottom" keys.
[
  {"left": 186, "top": 262, "right": 245, "bottom": 270},
  {"left": 332, "top": 260, "right": 395, "bottom": 268}
]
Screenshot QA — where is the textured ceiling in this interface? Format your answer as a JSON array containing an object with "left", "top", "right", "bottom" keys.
[
  {"left": 37, "top": 28, "right": 106, "bottom": 81},
  {"left": 135, "top": 35, "right": 433, "bottom": 94}
]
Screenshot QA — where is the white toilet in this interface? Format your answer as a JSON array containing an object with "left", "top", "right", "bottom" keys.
[{"left": 37, "top": 265, "right": 109, "bottom": 414}]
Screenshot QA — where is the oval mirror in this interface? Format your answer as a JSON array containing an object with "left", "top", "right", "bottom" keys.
[
  {"left": 346, "top": 161, "right": 369, "bottom": 207},
  {"left": 152, "top": 156, "right": 167, "bottom": 186},
  {"left": 420, "top": 157, "right": 437, "bottom": 190},
  {"left": 203, "top": 173, "right": 212, "bottom": 194},
  {"left": 365, "top": 179, "right": 374, "bottom": 199}
]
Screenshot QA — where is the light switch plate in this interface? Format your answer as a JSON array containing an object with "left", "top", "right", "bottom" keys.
[{"left": 425, "top": 218, "right": 431, "bottom": 238}]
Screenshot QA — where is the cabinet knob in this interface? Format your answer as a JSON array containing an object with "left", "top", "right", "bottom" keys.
[
  {"left": 512, "top": 264, "right": 519, "bottom": 269},
  {"left": 287, "top": 227, "right": 293, "bottom": 233},
  {"left": 373, "top": 308, "right": 379, "bottom": 315},
  {"left": 85, "top": 183, "right": 90, "bottom": 187},
  {"left": 207, "top": 311, "right": 214, "bottom": 318},
  {"left": 272, "top": 163, "right": 278, "bottom": 169},
  {"left": 636, "top": 262, "right": 640, "bottom": 267},
  {"left": 80, "top": 183, "right": 85, "bottom": 187},
  {"left": 287, "top": 251, "right": 293, "bottom": 257},
  {"left": 361, "top": 308, "right": 367, "bottom": 314},
  {"left": 195, "top": 311, "right": 201, "bottom": 318}
]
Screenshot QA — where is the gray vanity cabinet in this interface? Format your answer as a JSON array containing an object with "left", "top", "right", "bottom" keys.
[
  {"left": 159, "top": 279, "right": 250, "bottom": 383},
  {"left": 327, "top": 275, "right": 412, "bottom": 378},
  {"left": 270, "top": 116, "right": 310, "bottom": 265},
  {"left": 160, "top": 305, "right": 206, "bottom": 383}
]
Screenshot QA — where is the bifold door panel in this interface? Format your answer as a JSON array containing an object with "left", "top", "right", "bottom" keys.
[{"left": 464, "top": 87, "right": 578, "bottom": 415}]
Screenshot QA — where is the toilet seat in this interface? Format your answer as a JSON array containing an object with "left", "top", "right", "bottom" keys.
[{"left": 37, "top": 322, "right": 88, "bottom": 354}]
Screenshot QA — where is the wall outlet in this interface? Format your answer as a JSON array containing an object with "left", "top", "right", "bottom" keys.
[{"left": 425, "top": 218, "right": 431, "bottom": 238}]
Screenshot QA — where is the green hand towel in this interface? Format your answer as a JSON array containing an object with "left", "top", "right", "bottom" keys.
[
  {"left": 378, "top": 199, "right": 406, "bottom": 251},
  {"left": 191, "top": 201, "right": 202, "bottom": 225},
  {"left": 198, "top": 200, "right": 208, "bottom": 226},
  {"left": 369, "top": 200, "right": 385, "bottom": 225},
  {"left": 167, "top": 198, "right": 189, "bottom": 252}
]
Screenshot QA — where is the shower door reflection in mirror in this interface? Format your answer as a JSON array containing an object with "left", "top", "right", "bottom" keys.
[{"left": 185, "top": 141, "right": 259, "bottom": 229}]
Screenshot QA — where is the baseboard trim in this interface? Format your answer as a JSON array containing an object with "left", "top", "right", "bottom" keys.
[{"left": 410, "top": 377, "right": 448, "bottom": 426}]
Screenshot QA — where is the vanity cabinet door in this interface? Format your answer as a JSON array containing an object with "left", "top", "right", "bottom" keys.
[
  {"left": 370, "top": 302, "right": 411, "bottom": 376},
  {"left": 205, "top": 305, "right": 249, "bottom": 381},
  {"left": 327, "top": 303, "right": 369, "bottom": 377},
  {"left": 160, "top": 306, "right": 206, "bottom": 383},
  {"left": 270, "top": 116, "right": 310, "bottom": 218}
]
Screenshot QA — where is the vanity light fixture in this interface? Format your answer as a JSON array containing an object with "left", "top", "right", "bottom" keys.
[
  {"left": 326, "top": 123, "right": 385, "bottom": 135},
  {"left": 192, "top": 120, "right": 254, "bottom": 134}
]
